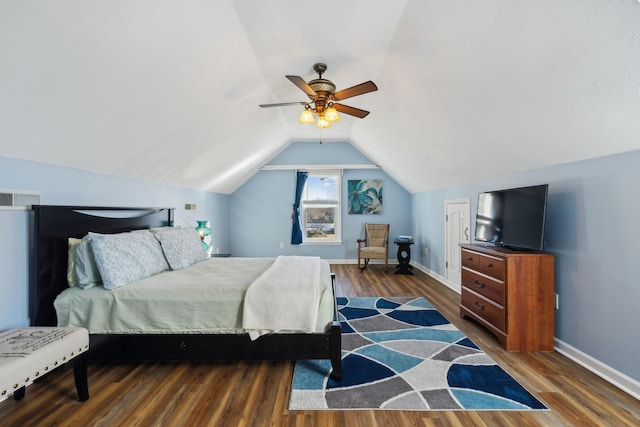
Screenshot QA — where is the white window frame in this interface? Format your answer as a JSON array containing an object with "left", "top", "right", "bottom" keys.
[{"left": 301, "top": 170, "right": 342, "bottom": 245}]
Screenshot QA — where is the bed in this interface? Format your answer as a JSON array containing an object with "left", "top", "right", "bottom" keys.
[{"left": 29, "top": 205, "right": 342, "bottom": 380}]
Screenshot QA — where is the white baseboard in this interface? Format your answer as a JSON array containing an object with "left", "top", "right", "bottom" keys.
[
  {"left": 327, "top": 259, "right": 398, "bottom": 265},
  {"left": 555, "top": 338, "right": 640, "bottom": 400},
  {"left": 409, "top": 261, "right": 461, "bottom": 294}
]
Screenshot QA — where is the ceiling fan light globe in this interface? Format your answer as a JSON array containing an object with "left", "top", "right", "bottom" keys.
[
  {"left": 298, "top": 109, "right": 315, "bottom": 125},
  {"left": 316, "top": 117, "right": 331, "bottom": 129},
  {"left": 324, "top": 107, "right": 340, "bottom": 122}
]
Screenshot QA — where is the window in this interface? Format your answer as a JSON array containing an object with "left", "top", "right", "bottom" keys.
[{"left": 301, "top": 171, "right": 341, "bottom": 244}]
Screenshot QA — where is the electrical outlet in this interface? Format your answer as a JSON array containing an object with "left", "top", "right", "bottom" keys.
[
  {"left": 279, "top": 242, "right": 284, "bottom": 249},
  {"left": 184, "top": 203, "right": 197, "bottom": 210},
  {"left": 422, "top": 246, "right": 428, "bottom": 255},
  {"left": 554, "top": 293, "right": 559, "bottom": 310}
]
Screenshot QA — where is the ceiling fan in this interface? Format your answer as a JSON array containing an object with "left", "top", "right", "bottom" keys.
[{"left": 259, "top": 63, "right": 378, "bottom": 128}]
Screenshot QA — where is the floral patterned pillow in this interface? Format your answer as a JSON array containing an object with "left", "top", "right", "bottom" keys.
[
  {"left": 89, "top": 230, "right": 169, "bottom": 290},
  {"left": 154, "top": 227, "right": 207, "bottom": 270}
]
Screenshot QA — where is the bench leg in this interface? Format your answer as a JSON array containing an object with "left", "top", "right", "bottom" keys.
[
  {"left": 13, "top": 386, "right": 25, "bottom": 401},
  {"left": 73, "top": 353, "right": 89, "bottom": 401}
]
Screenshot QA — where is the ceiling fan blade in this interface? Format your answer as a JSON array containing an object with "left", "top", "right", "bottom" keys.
[
  {"left": 333, "top": 103, "right": 370, "bottom": 119},
  {"left": 333, "top": 81, "right": 378, "bottom": 101},
  {"left": 286, "top": 75, "right": 317, "bottom": 97},
  {"left": 259, "top": 102, "right": 306, "bottom": 108}
]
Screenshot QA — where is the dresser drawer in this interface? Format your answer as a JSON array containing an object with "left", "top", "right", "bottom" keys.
[
  {"left": 461, "top": 249, "right": 480, "bottom": 270},
  {"left": 477, "top": 254, "right": 505, "bottom": 281},
  {"left": 461, "top": 289, "right": 506, "bottom": 332},
  {"left": 462, "top": 269, "right": 505, "bottom": 305}
]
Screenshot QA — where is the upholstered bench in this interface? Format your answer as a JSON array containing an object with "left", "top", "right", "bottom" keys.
[{"left": 0, "top": 327, "right": 89, "bottom": 402}]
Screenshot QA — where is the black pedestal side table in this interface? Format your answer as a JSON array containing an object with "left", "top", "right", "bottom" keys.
[{"left": 394, "top": 237, "right": 414, "bottom": 275}]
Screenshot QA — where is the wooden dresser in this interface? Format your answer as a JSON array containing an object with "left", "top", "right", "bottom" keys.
[{"left": 459, "top": 244, "right": 555, "bottom": 351}]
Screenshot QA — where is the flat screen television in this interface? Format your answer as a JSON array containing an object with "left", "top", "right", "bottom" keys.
[{"left": 474, "top": 184, "right": 548, "bottom": 251}]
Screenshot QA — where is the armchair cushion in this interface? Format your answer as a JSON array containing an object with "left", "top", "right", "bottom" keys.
[{"left": 360, "top": 247, "right": 387, "bottom": 258}]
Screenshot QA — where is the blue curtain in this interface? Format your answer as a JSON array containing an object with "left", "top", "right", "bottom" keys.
[{"left": 291, "top": 171, "right": 308, "bottom": 244}]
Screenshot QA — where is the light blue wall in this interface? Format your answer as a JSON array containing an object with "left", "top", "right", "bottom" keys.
[
  {"left": 230, "top": 141, "right": 412, "bottom": 258},
  {"left": 0, "top": 155, "right": 230, "bottom": 330},
  {"left": 411, "top": 148, "right": 640, "bottom": 382}
]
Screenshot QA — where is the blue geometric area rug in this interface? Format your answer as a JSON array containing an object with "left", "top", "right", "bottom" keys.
[{"left": 290, "top": 297, "right": 548, "bottom": 411}]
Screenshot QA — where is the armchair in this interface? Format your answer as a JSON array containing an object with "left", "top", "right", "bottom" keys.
[{"left": 357, "top": 223, "right": 390, "bottom": 271}]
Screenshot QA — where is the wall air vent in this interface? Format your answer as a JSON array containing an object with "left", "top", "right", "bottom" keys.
[{"left": 0, "top": 190, "right": 41, "bottom": 210}]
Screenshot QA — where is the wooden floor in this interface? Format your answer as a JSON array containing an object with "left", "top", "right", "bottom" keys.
[{"left": 2, "top": 265, "right": 639, "bottom": 426}]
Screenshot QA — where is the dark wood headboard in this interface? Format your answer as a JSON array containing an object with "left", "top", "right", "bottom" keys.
[{"left": 29, "top": 206, "right": 174, "bottom": 326}]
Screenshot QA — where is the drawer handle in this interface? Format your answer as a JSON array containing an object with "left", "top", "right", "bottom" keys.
[
  {"left": 486, "top": 263, "right": 493, "bottom": 268},
  {"left": 466, "top": 257, "right": 473, "bottom": 261},
  {"left": 473, "top": 279, "right": 485, "bottom": 288},
  {"left": 474, "top": 301, "right": 485, "bottom": 311}
]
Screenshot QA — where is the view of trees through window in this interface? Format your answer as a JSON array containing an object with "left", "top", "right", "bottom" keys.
[
  {"left": 305, "top": 207, "right": 335, "bottom": 239},
  {"left": 302, "top": 174, "right": 340, "bottom": 242}
]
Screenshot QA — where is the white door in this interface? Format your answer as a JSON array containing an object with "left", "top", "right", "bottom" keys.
[{"left": 445, "top": 199, "right": 471, "bottom": 292}]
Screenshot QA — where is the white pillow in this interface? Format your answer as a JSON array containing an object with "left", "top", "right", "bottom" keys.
[
  {"left": 89, "top": 230, "right": 169, "bottom": 290},
  {"left": 149, "top": 225, "right": 182, "bottom": 233},
  {"left": 75, "top": 235, "right": 102, "bottom": 289},
  {"left": 154, "top": 227, "right": 208, "bottom": 270},
  {"left": 67, "top": 238, "right": 82, "bottom": 287}
]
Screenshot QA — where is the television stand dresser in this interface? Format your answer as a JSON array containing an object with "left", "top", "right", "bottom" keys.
[{"left": 459, "top": 244, "right": 555, "bottom": 352}]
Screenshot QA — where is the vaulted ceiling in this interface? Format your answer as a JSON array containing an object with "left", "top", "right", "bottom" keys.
[{"left": 1, "top": 1, "right": 639, "bottom": 194}]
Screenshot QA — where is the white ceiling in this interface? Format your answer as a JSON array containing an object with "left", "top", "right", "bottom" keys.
[{"left": 1, "top": 1, "right": 639, "bottom": 194}]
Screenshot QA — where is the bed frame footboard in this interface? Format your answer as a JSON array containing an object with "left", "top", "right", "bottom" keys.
[{"left": 88, "top": 328, "right": 340, "bottom": 369}]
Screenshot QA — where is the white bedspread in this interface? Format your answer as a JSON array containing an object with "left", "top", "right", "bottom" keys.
[{"left": 242, "top": 255, "right": 321, "bottom": 340}]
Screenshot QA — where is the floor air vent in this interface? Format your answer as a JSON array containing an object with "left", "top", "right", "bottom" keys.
[{"left": 0, "top": 191, "right": 41, "bottom": 209}]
